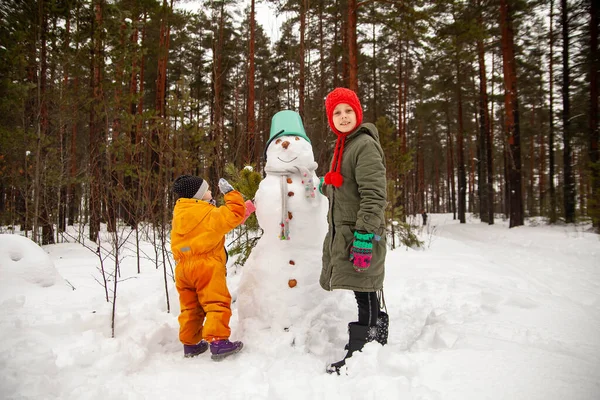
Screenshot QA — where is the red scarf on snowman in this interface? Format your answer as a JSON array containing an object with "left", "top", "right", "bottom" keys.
[{"left": 324, "top": 87, "right": 363, "bottom": 188}]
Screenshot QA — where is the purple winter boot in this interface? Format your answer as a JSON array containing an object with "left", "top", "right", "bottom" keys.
[
  {"left": 183, "top": 340, "right": 208, "bottom": 358},
  {"left": 210, "top": 339, "right": 244, "bottom": 360}
]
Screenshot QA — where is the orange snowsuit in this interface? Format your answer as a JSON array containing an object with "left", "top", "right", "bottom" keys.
[{"left": 171, "top": 191, "right": 246, "bottom": 345}]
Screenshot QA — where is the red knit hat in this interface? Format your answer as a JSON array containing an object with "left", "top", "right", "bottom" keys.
[
  {"left": 325, "top": 87, "right": 363, "bottom": 135},
  {"left": 324, "top": 87, "right": 363, "bottom": 187}
]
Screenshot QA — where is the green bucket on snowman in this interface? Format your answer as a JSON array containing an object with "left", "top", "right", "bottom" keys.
[{"left": 264, "top": 110, "right": 311, "bottom": 160}]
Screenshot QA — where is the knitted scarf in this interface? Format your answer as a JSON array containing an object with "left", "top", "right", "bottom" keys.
[
  {"left": 264, "top": 162, "right": 318, "bottom": 240},
  {"left": 323, "top": 133, "right": 349, "bottom": 188}
]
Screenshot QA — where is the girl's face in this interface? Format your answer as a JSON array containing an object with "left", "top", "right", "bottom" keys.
[
  {"left": 332, "top": 103, "right": 357, "bottom": 133},
  {"left": 202, "top": 188, "right": 212, "bottom": 201}
]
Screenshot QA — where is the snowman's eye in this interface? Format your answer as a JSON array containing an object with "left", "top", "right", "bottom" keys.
[
  {"left": 276, "top": 139, "right": 282, "bottom": 144},
  {"left": 295, "top": 137, "right": 300, "bottom": 141}
]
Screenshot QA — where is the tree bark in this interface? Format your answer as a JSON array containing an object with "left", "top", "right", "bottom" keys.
[
  {"left": 246, "top": 0, "right": 257, "bottom": 164},
  {"left": 499, "top": 0, "right": 524, "bottom": 227},
  {"left": 210, "top": 1, "right": 226, "bottom": 186},
  {"left": 347, "top": 0, "right": 358, "bottom": 91},
  {"left": 299, "top": 0, "right": 306, "bottom": 119},
  {"left": 456, "top": 51, "right": 466, "bottom": 224},
  {"left": 317, "top": 0, "right": 328, "bottom": 170},
  {"left": 539, "top": 80, "right": 546, "bottom": 219},
  {"left": 549, "top": 0, "right": 557, "bottom": 223},
  {"left": 89, "top": 0, "right": 105, "bottom": 242},
  {"left": 445, "top": 98, "right": 457, "bottom": 219},
  {"left": 529, "top": 105, "right": 536, "bottom": 216},
  {"left": 33, "top": 0, "right": 48, "bottom": 243},
  {"left": 153, "top": 0, "right": 170, "bottom": 215},
  {"left": 477, "top": 0, "right": 493, "bottom": 224},
  {"left": 589, "top": 0, "right": 599, "bottom": 231},
  {"left": 561, "top": 0, "right": 576, "bottom": 223}
]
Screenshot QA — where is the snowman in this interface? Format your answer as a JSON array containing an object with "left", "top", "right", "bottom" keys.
[{"left": 237, "top": 110, "right": 337, "bottom": 353}]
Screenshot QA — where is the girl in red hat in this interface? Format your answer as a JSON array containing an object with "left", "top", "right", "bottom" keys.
[{"left": 318, "top": 87, "right": 388, "bottom": 374}]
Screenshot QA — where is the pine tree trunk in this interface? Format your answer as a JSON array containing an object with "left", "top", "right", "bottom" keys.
[
  {"left": 34, "top": 0, "right": 43, "bottom": 243},
  {"left": 210, "top": 2, "right": 225, "bottom": 187},
  {"left": 152, "top": 0, "right": 170, "bottom": 220},
  {"left": 503, "top": 133, "right": 509, "bottom": 218},
  {"left": 299, "top": 0, "right": 306, "bottom": 119},
  {"left": 539, "top": 81, "right": 546, "bottom": 218},
  {"left": 333, "top": 0, "right": 341, "bottom": 88},
  {"left": 58, "top": 14, "right": 71, "bottom": 234},
  {"left": 578, "top": 151, "right": 586, "bottom": 214},
  {"left": 162, "top": 0, "right": 174, "bottom": 202},
  {"left": 34, "top": 0, "right": 55, "bottom": 244},
  {"left": 124, "top": 17, "right": 139, "bottom": 228},
  {"left": 549, "top": 0, "right": 557, "bottom": 223},
  {"left": 246, "top": 0, "right": 256, "bottom": 164},
  {"left": 347, "top": 0, "right": 358, "bottom": 91},
  {"left": 89, "top": 0, "right": 105, "bottom": 242},
  {"left": 137, "top": 11, "right": 146, "bottom": 155},
  {"left": 456, "top": 54, "right": 466, "bottom": 224},
  {"left": 371, "top": 5, "right": 377, "bottom": 122},
  {"left": 317, "top": 0, "right": 328, "bottom": 171},
  {"left": 418, "top": 121, "right": 424, "bottom": 212},
  {"left": 489, "top": 51, "right": 496, "bottom": 224},
  {"left": 500, "top": 0, "right": 524, "bottom": 228},
  {"left": 445, "top": 100, "right": 457, "bottom": 219},
  {"left": 107, "top": 20, "right": 127, "bottom": 233},
  {"left": 397, "top": 39, "right": 407, "bottom": 215},
  {"left": 398, "top": 41, "right": 405, "bottom": 152},
  {"left": 435, "top": 156, "right": 440, "bottom": 212},
  {"left": 68, "top": 72, "right": 78, "bottom": 226},
  {"left": 476, "top": 2, "right": 493, "bottom": 224},
  {"left": 561, "top": 0, "right": 576, "bottom": 223},
  {"left": 529, "top": 108, "right": 535, "bottom": 216},
  {"left": 588, "top": 0, "right": 599, "bottom": 231},
  {"left": 469, "top": 129, "right": 476, "bottom": 214}
]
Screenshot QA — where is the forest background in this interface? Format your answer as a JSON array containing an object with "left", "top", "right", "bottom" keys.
[{"left": 0, "top": 0, "right": 598, "bottom": 247}]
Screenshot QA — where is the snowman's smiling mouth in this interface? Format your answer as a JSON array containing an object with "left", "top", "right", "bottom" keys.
[{"left": 277, "top": 157, "right": 298, "bottom": 163}]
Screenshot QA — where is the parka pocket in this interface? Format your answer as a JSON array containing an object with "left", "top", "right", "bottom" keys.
[
  {"left": 337, "top": 223, "right": 386, "bottom": 278},
  {"left": 331, "top": 225, "right": 355, "bottom": 271}
]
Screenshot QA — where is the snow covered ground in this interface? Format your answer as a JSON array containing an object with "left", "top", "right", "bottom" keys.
[{"left": 1, "top": 214, "right": 599, "bottom": 400}]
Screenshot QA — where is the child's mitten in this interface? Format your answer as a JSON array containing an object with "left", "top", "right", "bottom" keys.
[
  {"left": 241, "top": 200, "right": 256, "bottom": 224},
  {"left": 218, "top": 178, "right": 234, "bottom": 194},
  {"left": 350, "top": 231, "right": 374, "bottom": 272}
]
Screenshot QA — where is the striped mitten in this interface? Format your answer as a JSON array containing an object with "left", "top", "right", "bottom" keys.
[{"left": 350, "top": 231, "right": 374, "bottom": 272}]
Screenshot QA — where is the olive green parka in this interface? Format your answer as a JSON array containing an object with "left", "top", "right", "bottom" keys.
[{"left": 320, "top": 123, "right": 387, "bottom": 292}]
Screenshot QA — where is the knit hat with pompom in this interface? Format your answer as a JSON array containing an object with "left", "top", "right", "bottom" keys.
[{"left": 324, "top": 87, "right": 363, "bottom": 188}]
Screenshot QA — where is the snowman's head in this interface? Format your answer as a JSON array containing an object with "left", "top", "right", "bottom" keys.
[
  {"left": 265, "top": 135, "right": 315, "bottom": 169},
  {"left": 264, "top": 110, "right": 315, "bottom": 168}
]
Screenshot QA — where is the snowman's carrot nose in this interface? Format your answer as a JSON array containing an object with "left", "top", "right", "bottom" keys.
[{"left": 282, "top": 141, "right": 290, "bottom": 149}]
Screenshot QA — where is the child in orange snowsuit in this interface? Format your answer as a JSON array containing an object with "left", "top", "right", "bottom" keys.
[{"left": 171, "top": 175, "right": 252, "bottom": 360}]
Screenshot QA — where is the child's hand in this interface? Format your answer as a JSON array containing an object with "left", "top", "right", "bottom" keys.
[
  {"left": 349, "top": 231, "right": 374, "bottom": 272},
  {"left": 241, "top": 200, "right": 256, "bottom": 224},
  {"left": 218, "top": 178, "right": 234, "bottom": 194}
]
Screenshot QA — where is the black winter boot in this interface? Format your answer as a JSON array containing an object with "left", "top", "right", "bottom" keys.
[{"left": 326, "top": 322, "right": 370, "bottom": 375}]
